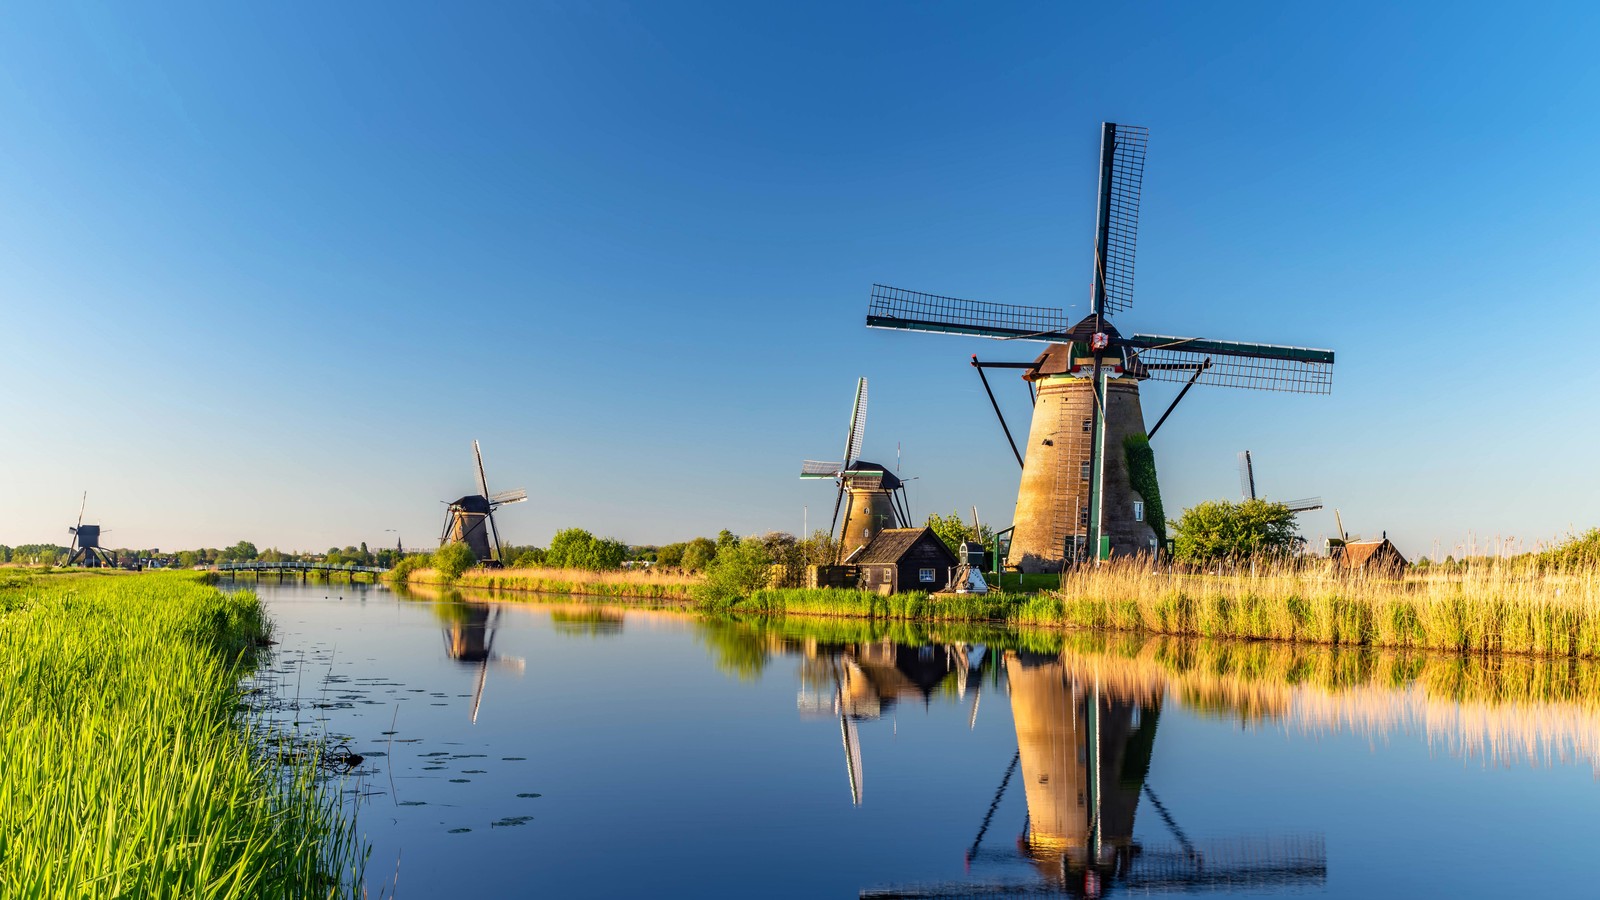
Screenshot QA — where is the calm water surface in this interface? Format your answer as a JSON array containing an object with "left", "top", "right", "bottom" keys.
[{"left": 245, "top": 580, "right": 1600, "bottom": 898}]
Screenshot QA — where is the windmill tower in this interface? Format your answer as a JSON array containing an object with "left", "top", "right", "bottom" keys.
[
  {"left": 867, "top": 123, "right": 1335, "bottom": 570},
  {"left": 1238, "top": 450, "right": 1323, "bottom": 513},
  {"left": 440, "top": 440, "right": 527, "bottom": 566},
  {"left": 65, "top": 492, "right": 115, "bottom": 568},
  {"left": 800, "top": 378, "right": 913, "bottom": 561}
]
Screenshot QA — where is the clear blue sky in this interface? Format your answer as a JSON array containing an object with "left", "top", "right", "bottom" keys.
[{"left": 3, "top": 2, "right": 1599, "bottom": 558}]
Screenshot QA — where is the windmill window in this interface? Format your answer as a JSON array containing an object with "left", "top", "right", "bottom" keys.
[
  {"left": 1078, "top": 508, "right": 1090, "bottom": 526},
  {"left": 919, "top": 567, "right": 936, "bottom": 583},
  {"left": 1134, "top": 501, "right": 1145, "bottom": 522},
  {"left": 1080, "top": 462, "right": 1090, "bottom": 480},
  {"left": 1082, "top": 418, "right": 1092, "bottom": 433}
]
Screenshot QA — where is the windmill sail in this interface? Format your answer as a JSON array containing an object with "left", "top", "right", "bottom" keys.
[
  {"left": 489, "top": 488, "right": 527, "bottom": 506},
  {"left": 844, "top": 377, "right": 868, "bottom": 467},
  {"left": 1092, "top": 123, "right": 1149, "bottom": 316},
  {"left": 867, "top": 284, "right": 1073, "bottom": 341},
  {"left": 800, "top": 460, "right": 844, "bottom": 478},
  {"left": 473, "top": 440, "right": 491, "bottom": 499},
  {"left": 1127, "top": 334, "right": 1334, "bottom": 394},
  {"left": 1239, "top": 451, "right": 1257, "bottom": 500}
]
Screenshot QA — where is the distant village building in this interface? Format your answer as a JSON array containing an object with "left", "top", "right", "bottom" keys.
[
  {"left": 851, "top": 527, "right": 959, "bottom": 595},
  {"left": 1333, "top": 535, "right": 1408, "bottom": 573}
]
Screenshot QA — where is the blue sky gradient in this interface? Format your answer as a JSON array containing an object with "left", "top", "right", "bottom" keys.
[{"left": 4, "top": 2, "right": 1599, "bottom": 557}]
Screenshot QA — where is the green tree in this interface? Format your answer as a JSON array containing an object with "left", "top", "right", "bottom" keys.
[
  {"left": 694, "top": 537, "right": 775, "bottom": 607},
  {"left": 656, "top": 542, "right": 687, "bottom": 568},
  {"left": 511, "top": 548, "right": 546, "bottom": 568},
  {"left": 680, "top": 537, "right": 718, "bottom": 572},
  {"left": 544, "top": 528, "right": 627, "bottom": 571},
  {"left": 1171, "top": 499, "right": 1298, "bottom": 565},
  {"left": 798, "top": 529, "right": 839, "bottom": 567},
  {"left": 716, "top": 529, "right": 738, "bottom": 551},
  {"left": 925, "top": 511, "right": 995, "bottom": 555},
  {"left": 432, "top": 541, "right": 477, "bottom": 579},
  {"left": 177, "top": 550, "right": 199, "bottom": 568}
]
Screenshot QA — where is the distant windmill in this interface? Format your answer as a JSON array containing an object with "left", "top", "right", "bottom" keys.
[
  {"left": 868, "top": 122, "right": 1336, "bottom": 570},
  {"left": 800, "top": 378, "right": 912, "bottom": 562},
  {"left": 1238, "top": 451, "right": 1323, "bottom": 513},
  {"left": 65, "top": 492, "right": 115, "bottom": 568},
  {"left": 439, "top": 441, "right": 527, "bottom": 566}
]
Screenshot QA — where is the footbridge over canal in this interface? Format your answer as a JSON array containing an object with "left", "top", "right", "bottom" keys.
[{"left": 217, "top": 561, "right": 390, "bottom": 582}]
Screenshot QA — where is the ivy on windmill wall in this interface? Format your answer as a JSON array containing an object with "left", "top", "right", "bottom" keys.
[{"left": 1123, "top": 434, "right": 1166, "bottom": 546}]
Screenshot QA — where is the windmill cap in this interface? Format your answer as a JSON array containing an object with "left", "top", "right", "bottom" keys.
[
  {"left": 448, "top": 495, "right": 493, "bottom": 513},
  {"left": 844, "top": 460, "right": 902, "bottom": 490},
  {"left": 1026, "top": 316, "right": 1127, "bottom": 380}
]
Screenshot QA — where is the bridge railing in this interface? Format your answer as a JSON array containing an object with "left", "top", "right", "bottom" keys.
[{"left": 216, "top": 561, "right": 390, "bottom": 574}]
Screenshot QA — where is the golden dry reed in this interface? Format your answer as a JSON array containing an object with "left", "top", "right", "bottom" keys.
[
  {"left": 400, "top": 564, "right": 700, "bottom": 600},
  {"left": 1045, "top": 559, "right": 1600, "bottom": 657}
]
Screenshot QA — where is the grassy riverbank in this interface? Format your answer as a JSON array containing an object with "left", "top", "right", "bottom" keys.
[
  {"left": 399, "top": 564, "right": 699, "bottom": 600},
  {"left": 0, "top": 572, "right": 360, "bottom": 898},
  {"left": 699, "top": 562, "right": 1600, "bottom": 658}
]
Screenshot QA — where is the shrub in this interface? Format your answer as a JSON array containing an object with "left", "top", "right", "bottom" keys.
[
  {"left": 432, "top": 542, "right": 477, "bottom": 580},
  {"left": 695, "top": 538, "right": 775, "bottom": 608},
  {"left": 388, "top": 553, "right": 431, "bottom": 583}
]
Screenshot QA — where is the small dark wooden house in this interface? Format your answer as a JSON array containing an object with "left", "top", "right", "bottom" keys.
[
  {"left": 852, "top": 527, "right": 959, "bottom": 595},
  {"left": 1334, "top": 537, "right": 1408, "bottom": 573}
]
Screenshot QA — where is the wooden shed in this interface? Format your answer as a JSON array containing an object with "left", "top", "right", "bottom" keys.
[
  {"left": 851, "top": 527, "right": 959, "bottom": 595},
  {"left": 1334, "top": 537, "right": 1408, "bottom": 573}
]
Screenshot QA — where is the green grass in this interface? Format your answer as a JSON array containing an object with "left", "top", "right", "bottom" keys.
[{"left": 0, "top": 572, "right": 362, "bottom": 898}]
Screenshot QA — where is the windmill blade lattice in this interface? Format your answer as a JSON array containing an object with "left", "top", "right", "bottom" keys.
[
  {"left": 1128, "top": 334, "right": 1335, "bottom": 394},
  {"left": 1094, "top": 123, "right": 1149, "bottom": 316},
  {"left": 867, "top": 284, "right": 1073, "bottom": 342},
  {"left": 843, "top": 377, "right": 868, "bottom": 467},
  {"left": 800, "top": 460, "right": 844, "bottom": 478},
  {"left": 473, "top": 440, "right": 491, "bottom": 499}
]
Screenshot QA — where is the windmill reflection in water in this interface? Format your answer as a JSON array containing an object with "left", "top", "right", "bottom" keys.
[
  {"left": 797, "top": 639, "right": 993, "bottom": 806},
  {"left": 796, "top": 639, "right": 1328, "bottom": 898},
  {"left": 436, "top": 598, "right": 526, "bottom": 723}
]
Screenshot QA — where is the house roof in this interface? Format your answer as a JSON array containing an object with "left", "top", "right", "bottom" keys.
[
  {"left": 1339, "top": 538, "right": 1407, "bottom": 568},
  {"left": 854, "top": 527, "right": 957, "bottom": 566}
]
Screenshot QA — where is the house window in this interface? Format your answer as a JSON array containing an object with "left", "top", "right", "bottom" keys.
[
  {"left": 919, "top": 567, "right": 936, "bottom": 583},
  {"left": 1081, "top": 418, "right": 1091, "bottom": 433},
  {"left": 1080, "top": 461, "right": 1090, "bottom": 480},
  {"left": 863, "top": 569, "right": 872, "bottom": 583},
  {"left": 883, "top": 567, "right": 894, "bottom": 582},
  {"left": 1134, "top": 501, "right": 1145, "bottom": 522}
]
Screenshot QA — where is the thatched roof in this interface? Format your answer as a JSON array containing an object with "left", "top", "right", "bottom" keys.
[
  {"left": 1338, "top": 538, "right": 1408, "bottom": 569},
  {"left": 855, "top": 527, "right": 957, "bottom": 566}
]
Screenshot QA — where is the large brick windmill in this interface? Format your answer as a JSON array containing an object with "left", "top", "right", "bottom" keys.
[
  {"left": 867, "top": 123, "right": 1335, "bottom": 570},
  {"left": 800, "top": 378, "right": 913, "bottom": 562},
  {"left": 439, "top": 440, "right": 527, "bottom": 566}
]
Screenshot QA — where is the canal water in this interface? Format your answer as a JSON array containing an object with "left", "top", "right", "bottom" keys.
[{"left": 246, "top": 580, "right": 1600, "bottom": 898}]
